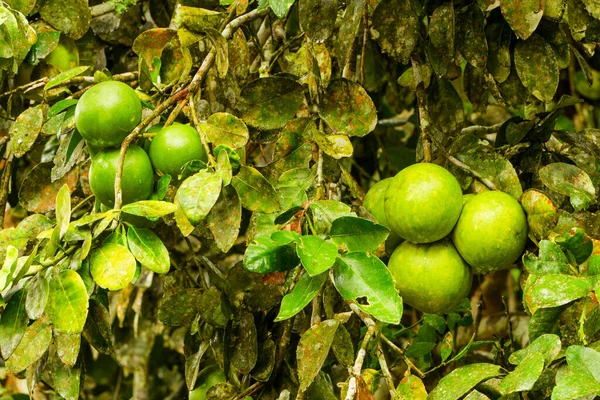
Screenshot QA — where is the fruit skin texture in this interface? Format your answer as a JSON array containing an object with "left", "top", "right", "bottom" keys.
[
  {"left": 148, "top": 123, "right": 207, "bottom": 178},
  {"left": 89, "top": 144, "right": 154, "bottom": 207},
  {"left": 363, "top": 178, "right": 403, "bottom": 252},
  {"left": 46, "top": 36, "right": 79, "bottom": 72},
  {"left": 75, "top": 80, "right": 142, "bottom": 148},
  {"left": 452, "top": 190, "right": 527, "bottom": 274},
  {"left": 384, "top": 163, "right": 463, "bottom": 244},
  {"left": 388, "top": 239, "right": 472, "bottom": 314},
  {"left": 189, "top": 365, "right": 226, "bottom": 400}
]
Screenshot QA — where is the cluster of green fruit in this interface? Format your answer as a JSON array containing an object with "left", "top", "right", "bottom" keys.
[
  {"left": 364, "top": 163, "right": 528, "bottom": 315},
  {"left": 74, "top": 80, "right": 208, "bottom": 208}
]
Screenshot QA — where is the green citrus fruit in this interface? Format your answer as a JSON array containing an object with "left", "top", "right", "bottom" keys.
[
  {"left": 363, "top": 178, "right": 403, "bottom": 252},
  {"left": 75, "top": 80, "right": 142, "bottom": 148},
  {"left": 462, "top": 193, "right": 475, "bottom": 204},
  {"left": 46, "top": 35, "right": 79, "bottom": 72},
  {"left": 189, "top": 365, "right": 226, "bottom": 400},
  {"left": 452, "top": 191, "right": 528, "bottom": 274},
  {"left": 388, "top": 239, "right": 472, "bottom": 314},
  {"left": 89, "top": 144, "right": 154, "bottom": 207},
  {"left": 148, "top": 123, "right": 207, "bottom": 178},
  {"left": 384, "top": 163, "right": 463, "bottom": 243}
]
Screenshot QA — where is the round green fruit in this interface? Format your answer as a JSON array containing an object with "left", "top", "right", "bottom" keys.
[
  {"left": 384, "top": 163, "right": 463, "bottom": 244},
  {"left": 363, "top": 178, "right": 403, "bottom": 252},
  {"left": 148, "top": 123, "right": 207, "bottom": 178},
  {"left": 75, "top": 80, "right": 142, "bottom": 148},
  {"left": 189, "top": 365, "right": 226, "bottom": 400},
  {"left": 46, "top": 35, "right": 79, "bottom": 72},
  {"left": 89, "top": 144, "right": 154, "bottom": 207},
  {"left": 452, "top": 191, "right": 527, "bottom": 274},
  {"left": 388, "top": 239, "right": 472, "bottom": 314}
]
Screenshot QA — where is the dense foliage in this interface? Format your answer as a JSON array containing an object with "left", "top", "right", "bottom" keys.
[{"left": 2, "top": 0, "right": 600, "bottom": 399}]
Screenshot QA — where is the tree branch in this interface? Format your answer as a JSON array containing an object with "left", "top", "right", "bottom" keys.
[{"left": 411, "top": 57, "right": 432, "bottom": 163}]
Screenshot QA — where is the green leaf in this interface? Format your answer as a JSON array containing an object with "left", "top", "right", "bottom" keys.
[
  {"left": 520, "top": 189, "right": 558, "bottom": 239},
  {"left": 121, "top": 200, "right": 177, "bottom": 218},
  {"left": 297, "top": 319, "right": 339, "bottom": 392},
  {"left": 372, "top": 0, "right": 419, "bottom": 64},
  {"left": 89, "top": 243, "right": 137, "bottom": 291},
  {"left": 243, "top": 233, "right": 300, "bottom": 273},
  {"left": 330, "top": 216, "right": 389, "bottom": 253},
  {"left": 239, "top": 76, "right": 304, "bottom": 130},
  {"left": 269, "top": 0, "right": 295, "bottom": 18},
  {"left": 582, "top": 0, "right": 600, "bottom": 19},
  {"left": 206, "top": 185, "right": 242, "bottom": 253},
  {"left": 177, "top": 170, "right": 222, "bottom": 225},
  {"left": 55, "top": 184, "right": 71, "bottom": 240},
  {"left": 46, "top": 269, "right": 89, "bottom": 334},
  {"left": 298, "top": 0, "right": 336, "bottom": 43},
  {"left": 509, "top": 334, "right": 561, "bottom": 366},
  {"left": 216, "top": 147, "right": 232, "bottom": 185},
  {"left": 0, "top": 245, "right": 18, "bottom": 291},
  {"left": 552, "top": 352, "right": 600, "bottom": 400},
  {"left": 566, "top": 345, "right": 600, "bottom": 381},
  {"left": 0, "top": 289, "right": 28, "bottom": 359},
  {"left": 556, "top": 228, "right": 593, "bottom": 265},
  {"left": 335, "top": 0, "right": 366, "bottom": 69},
  {"left": 499, "top": 352, "right": 544, "bottom": 394},
  {"left": 11, "top": 104, "right": 45, "bottom": 158},
  {"left": 515, "top": 34, "right": 559, "bottom": 103},
  {"left": 158, "top": 288, "right": 203, "bottom": 327},
  {"left": 55, "top": 333, "right": 80, "bottom": 367},
  {"left": 396, "top": 375, "right": 428, "bottom": 399},
  {"left": 204, "top": 112, "right": 249, "bottom": 149},
  {"left": 127, "top": 225, "right": 170, "bottom": 274},
  {"left": 428, "top": 363, "right": 503, "bottom": 400},
  {"left": 331, "top": 325, "right": 354, "bottom": 368},
  {"left": 44, "top": 66, "right": 90, "bottom": 90},
  {"left": 308, "top": 200, "right": 355, "bottom": 235},
  {"left": 25, "top": 275, "right": 49, "bottom": 320},
  {"left": 486, "top": 20, "right": 512, "bottom": 83},
  {"left": 275, "top": 271, "right": 327, "bottom": 321},
  {"left": 48, "top": 99, "right": 78, "bottom": 118},
  {"left": 232, "top": 166, "right": 280, "bottom": 213},
  {"left": 332, "top": 252, "right": 402, "bottom": 324},
  {"left": 39, "top": 0, "right": 91, "bottom": 39},
  {"left": 526, "top": 274, "right": 597, "bottom": 313},
  {"left": 6, "top": 317, "right": 52, "bottom": 374},
  {"left": 296, "top": 236, "right": 338, "bottom": 276},
  {"left": 204, "top": 27, "right": 228, "bottom": 78},
  {"left": 318, "top": 79, "right": 377, "bottom": 137},
  {"left": 500, "top": 0, "right": 543, "bottom": 39},
  {"left": 441, "top": 331, "right": 454, "bottom": 362},
  {"left": 455, "top": 3, "right": 488, "bottom": 68},
  {"left": 310, "top": 128, "right": 353, "bottom": 159},
  {"left": 539, "top": 163, "right": 596, "bottom": 211},
  {"left": 51, "top": 355, "right": 80, "bottom": 400},
  {"left": 231, "top": 311, "right": 258, "bottom": 374},
  {"left": 277, "top": 168, "right": 315, "bottom": 209}
]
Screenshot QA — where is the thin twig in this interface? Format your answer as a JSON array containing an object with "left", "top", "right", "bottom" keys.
[
  {"left": 411, "top": 56, "right": 432, "bottom": 162},
  {"left": 377, "top": 116, "right": 408, "bottom": 127},
  {"left": 360, "top": 6, "right": 368, "bottom": 87},
  {"left": 377, "top": 342, "right": 397, "bottom": 399},
  {"left": 233, "top": 382, "right": 265, "bottom": 400},
  {"left": 461, "top": 122, "right": 503, "bottom": 137},
  {"left": 0, "top": 78, "right": 49, "bottom": 98},
  {"left": 267, "top": 32, "right": 305, "bottom": 72},
  {"left": 345, "top": 304, "right": 376, "bottom": 400},
  {"left": 0, "top": 152, "right": 13, "bottom": 228},
  {"left": 164, "top": 98, "right": 188, "bottom": 127},
  {"left": 380, "top": 334, "right": 425, "bottom": 379},
  {"left": 311, "top": 289, "right": 322, "bottom": 325}
]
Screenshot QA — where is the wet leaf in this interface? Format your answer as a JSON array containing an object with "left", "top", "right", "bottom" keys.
[
  {"left": 297, "top": 236, "right": 338, "bottom": 276},
  {"left": 396, "top": 375, "right": 428, "bottom": 399},
  {"left": 319, "top": 79, "right": 377, "bottom": 137},
  {"left": 455, "top": 3, "right": 487, "bottom": 68},
  {"left": 232, "top": 166, "right": 280, "bottom": 213},
  {"left": 39, "top": 0, "right": 90, "bottom": 39},
  {"left": 46, "top": 269, "right": 89, "bottom": 334},
  {"left": 429, "top": 363, "right": 503, "bottom": 400},
  {"left": 330, "top": 216, "right": 389, "bottom": 253},
  {"left": 275, "top": 271, "right": 327, "bottom": 321},
  {"left": 127, "top": 225, "right": 170, "bottom": 274},
  {"left": 499, "top": 352, "right": 544, "bottom": 394},
  {"left": 11, "top": 104, "right": 45, "bottom": 158},
  {"left": 372, "top": 0, "right": 419, "bottom": 64},
  {"left": 121, "top": 200, "right": 177, "bottom": 218},
  {"left": 539, "top": 163, "right": 596, "bottom": 211},
  {"left": 239, "top": 76, "right": 304, "bottom": 130},
  {"left": 207, "top": 185, "right": 242, "bottom": 253},
  {"left": 89, "top": 243, "right": 137, "bottom": 291},
  {"left": 6, "top": 317, "right": 52, "bottom": 374},
  {"left": 204, "top": 112, "right": 249, "bottom": 149},
  {"left": 332, "top": 252, "right": 402, "bottom": 324},
  {"left": 527, "top": 274, "right": 597, "bottom": 313},
  {"left": 335, "top": 0, "right": 366, "bottom": 69},
  {"left": 297, "top": 319, "right": 339, "bottom": 392},
  {"left": 509, "top": 334, "right": 561, "bottom": 366},
  {"left": 244, "top": 232, "right": 299, "bottom": 273},
  {"left": 231, "top": 311, "right": 258, "bottom": 373},
  {"left": 25, "top": 275, "right": 49, "bottom": 320},
  {"left": 177, "top": 169, "right": 222, "bottom": 225},
  {"left": 158, "top": 288, "right": 202, "bottom": 326},
  {"left": 44, "top": 66, "right": 90, "bottom": 90},
  {"left": 500, "top": 0, "right": 543, "bottom": 39},
  {"left": 299, "top": 0, "right": 336, "bottom": 43},
  {"left": 515, "top": 34, "right": 559, "bottom": 103},
  {"left": 521, "top": 189, "right": 558, "bottom": 239},
  {"left": 0, "top": 289, "right": 28, "bottom": 359}
]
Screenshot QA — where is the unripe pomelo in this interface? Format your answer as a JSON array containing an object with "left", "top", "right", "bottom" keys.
[
  {"left": 388, "top": 239, "right": 472, "bottom": 314},
  {"left": 384, "top": 163, "right": 463, "bottom": 243},
  {"left": 189, "top": 365, "right": 226, "bottom": 400},
  {"left": 148, "top": 123, "right": 207, "bottom": 178},
  {"left": 75, "top": 80, "right": 142, "bottom": 148},
  {"left": 363, "top": 178, "right": 402, "bottom": 251},
  {"left": 452, "top": 191, "right": 527, "bottom": 274},
  {"left": 46, "top": 36, "right": 79, "bottom": 72},
  {"left": 89, "top": 144, "right": 154, "bottom": 207}
]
